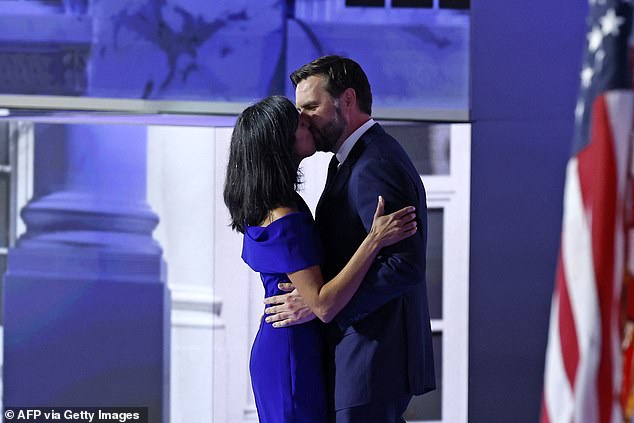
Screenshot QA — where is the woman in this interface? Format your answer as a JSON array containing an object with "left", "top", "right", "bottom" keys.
[{"left": 223, "top": 96, "right": 417, "bottom": 423}]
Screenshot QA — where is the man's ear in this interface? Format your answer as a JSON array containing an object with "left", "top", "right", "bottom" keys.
[{"left": 341, "top": 87, "right": 357, "bottom": 111}]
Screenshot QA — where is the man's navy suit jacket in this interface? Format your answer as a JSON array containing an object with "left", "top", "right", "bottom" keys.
[{"left": 315, "top": 122, "right": 436, "bottom": 411}]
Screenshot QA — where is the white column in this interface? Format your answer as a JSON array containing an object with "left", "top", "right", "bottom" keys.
[
  {"left": 147, "top": 125, "right": 226, "bottom": 423},
  {"left": 4, "top": 123, "right": 170, "bottom": 422}
]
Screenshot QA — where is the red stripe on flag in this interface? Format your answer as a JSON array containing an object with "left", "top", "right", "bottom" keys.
[
  {"left": 576, "top": 94, "right": 618, "bottom": 423},
  {"left": 541, "top": 392, "right": 551, "bottom": 423},
  {"left": 557, "top": 249, "right": 580, "bottom": 387}
]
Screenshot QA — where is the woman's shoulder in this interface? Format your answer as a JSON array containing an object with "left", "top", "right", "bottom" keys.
[
  {"left": 261, "top": 206, "right": 299, "bottom": 227},
  {"left": 242, "top": 207, "right": 320, "bottom": 273},
  {"left": 245, "top": 207, "right": 313, "bottom": 239},
  {"left": 257, "top": 194, "right": 313, "bottom": 227}
]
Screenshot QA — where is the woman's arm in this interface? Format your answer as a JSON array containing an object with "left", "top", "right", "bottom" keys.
[{"left": 283, "top": 196, "right": 416, "bottom": 323}]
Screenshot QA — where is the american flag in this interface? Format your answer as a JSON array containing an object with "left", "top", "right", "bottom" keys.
[{"left": 541, "top": 1, "right": 634, "bottom": 423}]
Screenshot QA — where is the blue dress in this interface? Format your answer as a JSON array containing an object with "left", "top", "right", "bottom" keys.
[{"left": 242, "top": 210, "right": 327, "bottom": 423}]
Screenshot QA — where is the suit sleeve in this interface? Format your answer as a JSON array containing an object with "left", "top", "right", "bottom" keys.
[{"left": 333, "top": 156, "right": 427, "bottom": 330}]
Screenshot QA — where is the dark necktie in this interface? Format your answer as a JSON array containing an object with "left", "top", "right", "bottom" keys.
[{"left": 325, "top": 155, "right": 340, "bottom": 189}]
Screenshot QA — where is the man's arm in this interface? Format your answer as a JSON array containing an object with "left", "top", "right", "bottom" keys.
[
  {"left": 333, "top": 156, "right": 426, "bottom": 328},
  {"left": 263, "top": 155, "right": 425, "bottom": 328}
]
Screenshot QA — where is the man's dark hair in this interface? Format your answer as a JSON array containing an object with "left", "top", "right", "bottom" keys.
[
  {"left": 290, "top": 55, "right": 373, "bottom": 115},
  {"left": 223, "top": 95, "right": 300, "bottom": 233}
]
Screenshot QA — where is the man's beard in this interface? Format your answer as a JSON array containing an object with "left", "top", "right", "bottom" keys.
[{"left": 313, "top": 102, "right": 346, "bottom": 153}]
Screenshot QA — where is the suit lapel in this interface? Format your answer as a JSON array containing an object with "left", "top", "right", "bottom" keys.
[
  {"left": 316, "top": 124, "right": 378, "bottom": 218},
  {"left": 327, "top": 139, "right": 365, "bottom": 195}
]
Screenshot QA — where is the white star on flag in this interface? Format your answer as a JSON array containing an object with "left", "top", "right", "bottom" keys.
[
  {"left": 588, "top": 25, "right": 605, "bottom": 52},
  {"left": 581, "top": 66, "right": 595, "bottom": 87},
  {"left": 600, "top": 8, "right": 626, "bottom": 36}
]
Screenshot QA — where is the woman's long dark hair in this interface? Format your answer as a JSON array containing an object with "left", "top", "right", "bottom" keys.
[{"left": 223, "top": 95, "right": 301, "bottom": 233}]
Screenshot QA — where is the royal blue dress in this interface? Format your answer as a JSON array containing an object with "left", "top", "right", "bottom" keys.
[{"left": 242, "top": 209, "right": 327, "bottom": 423}]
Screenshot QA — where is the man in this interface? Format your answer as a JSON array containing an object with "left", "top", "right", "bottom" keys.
[{"left": 264, "top": 55, "right": 435, "bottom": 422}]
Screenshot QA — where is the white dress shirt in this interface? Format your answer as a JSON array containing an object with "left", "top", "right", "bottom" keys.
[{"left": 335, "top": 118, "right": 376, "bottom": 166}]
